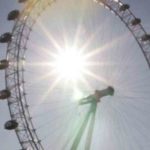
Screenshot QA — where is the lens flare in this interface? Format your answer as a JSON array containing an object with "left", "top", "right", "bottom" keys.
[{"left": 52, "top": 48, "right": 87, "bottom": 81}]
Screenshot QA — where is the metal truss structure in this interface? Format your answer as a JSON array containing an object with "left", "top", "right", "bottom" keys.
[{"left": 0, "top": 0, "right": 150, "bottom": 150}]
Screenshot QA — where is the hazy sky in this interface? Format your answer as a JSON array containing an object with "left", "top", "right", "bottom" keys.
[{"left": 0, "top": 0, "right": 150, "bottom": 150}]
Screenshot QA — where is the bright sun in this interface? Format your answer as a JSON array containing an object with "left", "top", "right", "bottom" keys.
[{"left": 52, "top": 48, "right": 87, "bottom": 81}]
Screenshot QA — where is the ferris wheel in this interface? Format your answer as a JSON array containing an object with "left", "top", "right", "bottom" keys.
[{"left": 0, "top": 0, "right": 150, "bottom": 150}]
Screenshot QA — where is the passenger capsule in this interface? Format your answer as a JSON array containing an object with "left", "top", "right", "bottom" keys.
[
  {"left": 119, "top": 4, "right": 130, "bottom": 11},
  {"left": 18, "top": 0, "right": 28, "bottom": 3},
  {"left": 7, "top": 10, "right": 20, "bottom": 20},
  {"left": 141, "top": 34, "right": 150, "bottom": 42},
  {"left": 0, "top": 33, "right": 12, "bottom": 43},
  {"left": 0, "top": 89, "right": 11, "bottom": 99},
  {"left": 131, "top": 18, "right": 141, "bottom": 26},
  {"left": 4, "top": 120, "right": 18, "bottom": 130},
  {"left": 0, "top": 59, "right": 9, "bottom": 70}
]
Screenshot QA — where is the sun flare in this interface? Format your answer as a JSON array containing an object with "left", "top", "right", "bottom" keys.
[{"left": 52, "top": 48, "right": 87, "bottom": 81}]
